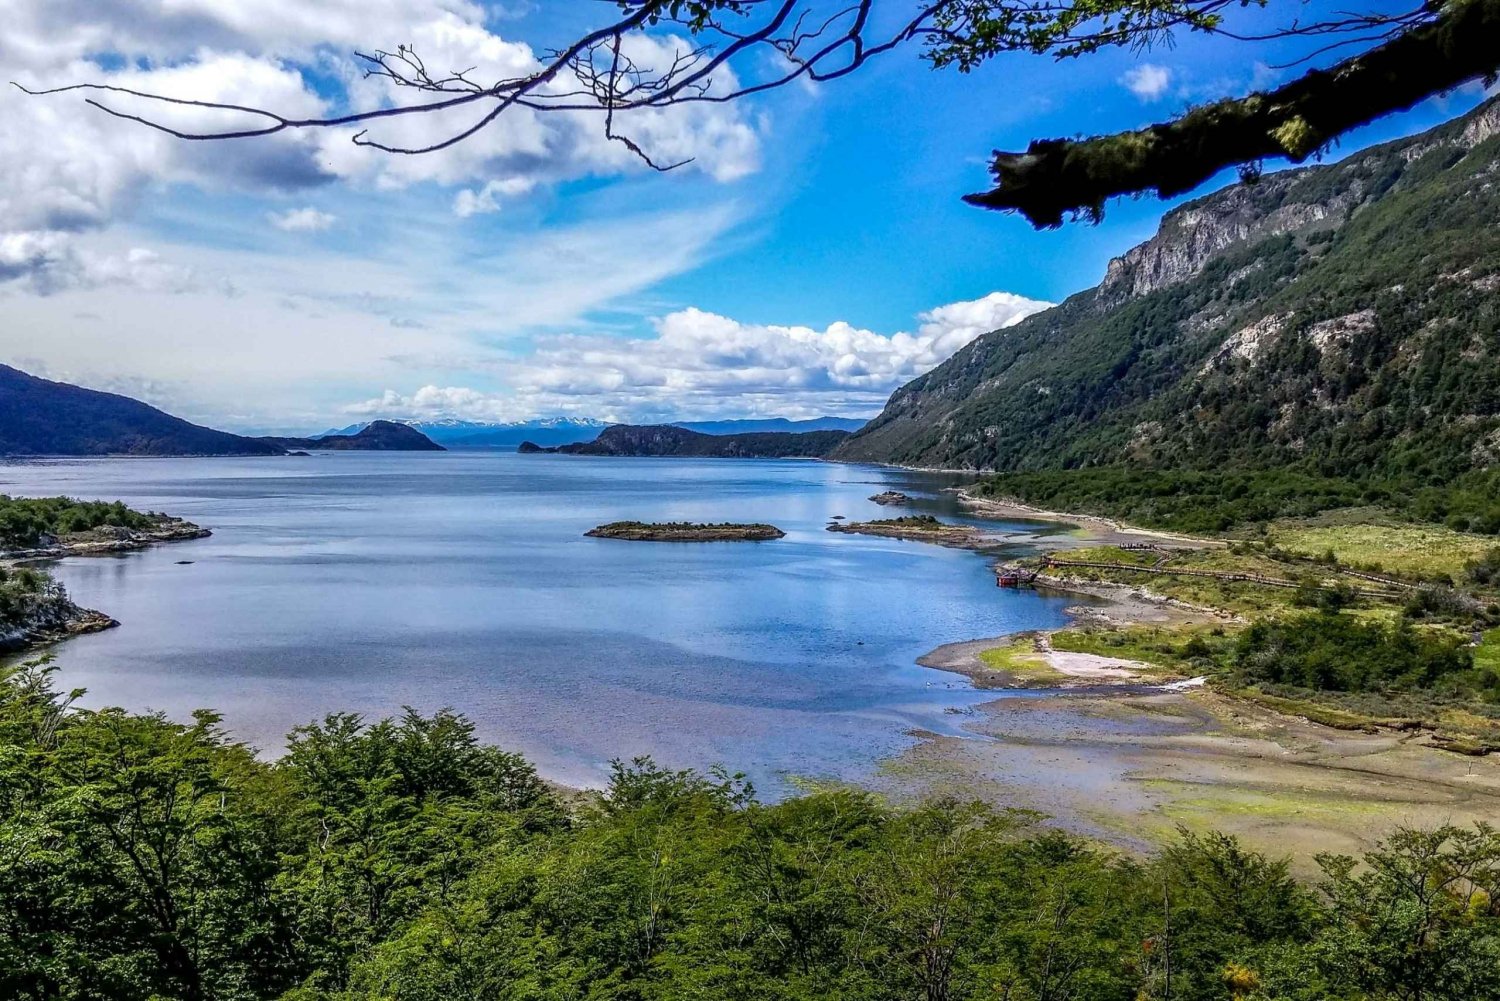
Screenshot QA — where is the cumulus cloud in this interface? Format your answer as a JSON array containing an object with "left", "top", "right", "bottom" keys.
[
  {"left": 0, "top": 0, "right": 762, "bottom": 287},
  {"left": 1122, "top": 64, "right": 1173, "bottom": 102},
  {"left": 269, "top": 207, "right": 337, "bottom": 231},
  {"left": 347, "top": 290, "right": 1053, "bottom": 423}
]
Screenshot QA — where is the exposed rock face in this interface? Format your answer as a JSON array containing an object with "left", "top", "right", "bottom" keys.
[
  {"left": 1101, "top": 179, "right": 1352, "bottom": 302},
  {"left": 1097, "top": 98, "right": 1500, "bottom": 303}
]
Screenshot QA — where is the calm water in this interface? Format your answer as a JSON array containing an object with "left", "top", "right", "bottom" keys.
[{"left": 2, "top": 453, "right": 1076, "bottom": 793}]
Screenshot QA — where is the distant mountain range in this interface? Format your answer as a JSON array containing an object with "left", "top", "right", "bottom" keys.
[
  {"left": 523, "top": 424, "right": 850, "bottom": 458},
  {"left": 260, "top": 421, "right": 444, "bottom": 452},
  {"left": 0, "top": 366, "right": 441, "bottom": 456},
  {"left": 319, "top": 418, "right": 610, "bottom": 450},
  {"left": 672, "top": 417, "right": 868, "bottom": 435},
  {"left": 324, "top": 415, "right": 868, "bottom": 449}
]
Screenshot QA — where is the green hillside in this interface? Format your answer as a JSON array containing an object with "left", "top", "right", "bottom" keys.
[{"left": 835, "top": 98, "right": 1500, "bottom": 529}]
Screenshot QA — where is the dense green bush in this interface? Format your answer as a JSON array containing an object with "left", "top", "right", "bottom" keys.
[
  {"left": 1233, "top": 611, "right": 1492, "bottom": 699},
  {"left": 2, "top": 660, "right": 1498, "bottom": 1001},
  {"left": 975, "top": 466, "right": 1500, "bottom": 536}
]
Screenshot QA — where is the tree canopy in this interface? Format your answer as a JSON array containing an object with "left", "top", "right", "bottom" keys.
[{"left": 5, "top": 656, "right": 1500, "bottom": 1001}]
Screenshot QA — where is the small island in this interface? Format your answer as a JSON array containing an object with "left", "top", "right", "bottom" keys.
[
  {"left": 827, "top": 514, "right": 982, "bottom": 545},
  {"left": 869, "top": 490, "right": 912, "bottom": 506},
  {"left": 586, "top": 521, "right": 786, "bottom": 542}
]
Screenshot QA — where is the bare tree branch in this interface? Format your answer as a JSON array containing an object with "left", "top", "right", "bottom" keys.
[{"left": 15, "top": 0, "right": 1500, "bottom": 221}]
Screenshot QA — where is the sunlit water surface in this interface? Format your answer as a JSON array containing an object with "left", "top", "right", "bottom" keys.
[{"left": 2, "top": 452, "right": 1076, "bottom": 793}]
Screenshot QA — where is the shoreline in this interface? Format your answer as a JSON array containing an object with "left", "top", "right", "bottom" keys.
[
  {"left": 888, "top": 491, "right": 1500, "bottom": 862},
  {"left": 2, "top": 519, "right": 210, "bottom": 656},
  {"left": 952, "top": 489, "right": 1222, "bottom": 548},
  {"left": 4, "top": 518, "right": 211, "bottom": 562}
]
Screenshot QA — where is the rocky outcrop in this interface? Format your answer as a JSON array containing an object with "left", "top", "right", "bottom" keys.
[
  {"left": 5, "top": 517, "right": 211, "bottom": 559},
  {"left": 586, "top": 521, "right": 785, "bottom": 541},
  {"left": 869, "top": 491, "right": 913, "bottom": 506},
  {"left": 1097, "top": 97, "right": 1500, "bottom": 303},
  {"left": 0, "top": 575, "right": 116, "bottom": 653}
]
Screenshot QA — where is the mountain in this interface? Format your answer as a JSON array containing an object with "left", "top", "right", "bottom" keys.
[
  {"left": 0, "top": 365, "right": 283, "bottom": 456},
  {"left": 318, "top": 418, "right": 610, "bottom": 449},
  {"left": 532, "top": 424, "right": 849, "bottom": 458},
  {"left": 834, "top": 96, "right": 1500, "bottom": 484},
  {"left": 672, "top": 416, "right": 869, "bottom": 435},
  {"left": 320, "top": 417, "right": 864, "bottom": 448},
  {"left": 261, "top": 421, "right": 444, "bottom": 452}
]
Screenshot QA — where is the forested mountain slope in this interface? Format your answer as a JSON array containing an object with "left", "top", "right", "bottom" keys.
[
  {"left": 835, "top": 97, "right": 1500, "bottom": 487},
  {"left": 0, "top": 365, "right": 281, "bottom": 456}
]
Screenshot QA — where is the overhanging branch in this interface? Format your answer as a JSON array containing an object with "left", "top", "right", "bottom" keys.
[{"left": 966, "top": 0, "right": 1500, "bottom": 227}]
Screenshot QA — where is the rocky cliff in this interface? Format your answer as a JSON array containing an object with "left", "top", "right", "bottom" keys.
[{"left": 833, "top": 95, "right": 1500, "bottom": 482}]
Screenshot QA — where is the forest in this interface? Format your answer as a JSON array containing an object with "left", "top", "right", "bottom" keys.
[{"left": 2, "top": 658, "right": 1497, "bottom": 1001}]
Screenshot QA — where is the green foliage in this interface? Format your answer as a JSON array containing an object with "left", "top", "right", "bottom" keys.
[
  {"left": 1316, "top": 824, "right": 1500, "bottom": 1001},
  {"left": 4, "top": 661, "right": 1500, "bottom": 1001},
  {"left": 1467, "top": 547, "right": 1500, "bottom": 586},
  {"left": 1233, "top": 612, "right": 1492, "bottom": 699},
  {"left": 0, "top": 494, "right": 155, "bottom": 549},
  {"left": 975, "top": 467, "right": 1373, "bottom": 534}
]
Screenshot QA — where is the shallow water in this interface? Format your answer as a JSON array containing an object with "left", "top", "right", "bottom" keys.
[{"left": 2, "top": 452, "right": 1075, "bottom": 793}]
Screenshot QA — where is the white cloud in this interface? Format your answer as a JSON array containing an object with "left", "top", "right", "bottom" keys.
[
  {"left": 0, "top": 203, "right": 747, "bottom": 427},
  {"left": 452, "top": 177, "right": 536, "bottom": 217},
  {"left": 0, "top": 231, "right": 203, "bottom": 295},
  {"left": 269, "top": 207, "right": 337, "bottom": 231},
  {"left": 1122, "top": 64, "right": 1173, "bottom": 102},
  {"left": 0, "top": 0, "right": 762, "bottom": 290},
  {"left": 347, "top": 290, "right": 1054, "bottom": 423}
]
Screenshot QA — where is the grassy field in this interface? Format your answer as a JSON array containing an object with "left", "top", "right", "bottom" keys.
[
  {"left": 1050, "top": 624, "right": 1233, "bottom": 671},
  {"left": 1479, "top": 629, "right": 1500, "bottom": 674},
  {"left": 976, "top": 640, "right": 1061, "bottom": 682},
  {"left": 1271, "top": 520, "right": 1497, "bottom": 578},
  {"left": 1043, "top": 544, "right": 1317, "bottom": 615}
]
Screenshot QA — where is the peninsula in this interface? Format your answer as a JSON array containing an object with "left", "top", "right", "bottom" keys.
[{"left": 0, "top": 495, "right": 210, "bottom": 651}]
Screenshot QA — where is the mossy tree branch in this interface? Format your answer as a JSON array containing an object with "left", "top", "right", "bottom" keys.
[{"left": 966, "top": 0, "right": 1500, "bottom": 227}]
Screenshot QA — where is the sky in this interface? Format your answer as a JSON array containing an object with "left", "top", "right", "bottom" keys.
[{"left": 2, "top": 0, "right": 1492, "bottom": 433}]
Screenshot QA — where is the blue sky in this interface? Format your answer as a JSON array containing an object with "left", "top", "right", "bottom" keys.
[{"left": 0, "top": 0, "right": 1489, "bottom": 432}]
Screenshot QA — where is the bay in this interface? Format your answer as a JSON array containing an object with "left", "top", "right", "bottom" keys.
[{"left": 2, "top": 452, "right": 1075, "bottom": 794}]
